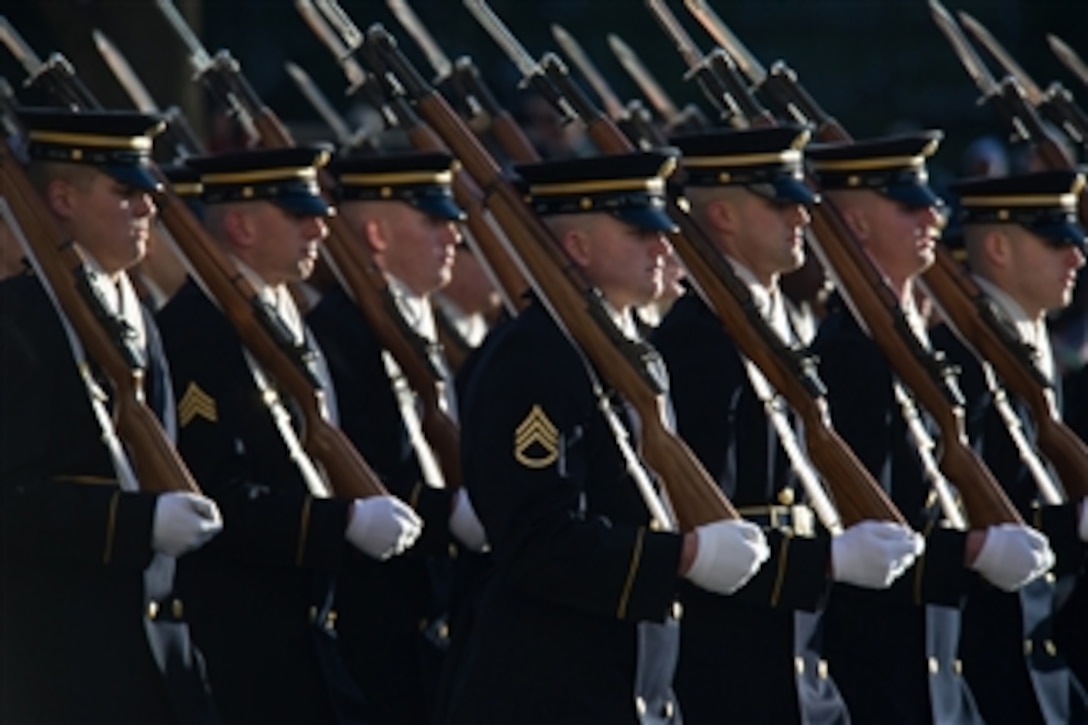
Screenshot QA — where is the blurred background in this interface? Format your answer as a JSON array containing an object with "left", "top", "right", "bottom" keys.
[{"left": 1, "top": 0, "right": 1085, "bottom": 195}]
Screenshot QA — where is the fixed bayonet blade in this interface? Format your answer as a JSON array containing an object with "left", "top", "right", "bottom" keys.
[
  {"left": 314, "top": 0, "right": 364, "bottom": 52},
  {"left": 0, "top": 16, "right": 44, "bottom": 75},
  {"left": 285, "top": 61, "right": 353, "bottom": 145},
  {"left": 155, "top": 0, "right": 213, "bottom": 73},
  {"left": 958, "top": 11, "right": 1044, "bottom": 105},
  {"left": 464, "top": 0, "right": 542, "bottom": 80},
  {"left": 608, "top": 33, "right": 681, "bottom": 121},
  {"left": 551, "top": 24, "right": 625, "bottom": 119},
  {"left": 93, "top": 30, "right": 159, "bottom": 112},
  {"left": 684, "top": 0, "right": 767, "bottom": 85},
  {"left": 1048, "top": 34, "right": 1088, "bottom": 91},
  {"left": 388, "top": 0, "right": 453, "bottom": 80},
  {"left": 928, "top": 0, "right": 998, "bottom": 98},
  {"left": 645, "top": 0, "right": 703, "bottom": 71},
  {"left": 295, "top": 0, "right": 367, "bottom": 89}
]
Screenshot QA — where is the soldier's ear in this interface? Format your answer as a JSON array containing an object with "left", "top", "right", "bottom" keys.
[
  {"left": 559, "top": 226, "right": 592, "bottom": 267},
  {"left": 362, "top": 218, "right": 388, "bottom": 254},
  {"left": 222, "top": 207, "right": 255, "bottom": 249},
  {"left": 703, "top": 197, "right": 737, "bottom": 235},
  {"left": 45, "top": 177, "right": 76, "bottom": 220},
  {"left": 983, "top": 228, "right": 1013, "bottom": 269}
]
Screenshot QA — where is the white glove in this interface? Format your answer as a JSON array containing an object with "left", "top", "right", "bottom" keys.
[
  {"left": 449, "top": 488, "right": 489, "bottom": 553},
  {"left": 685, "top": 519, "right": 770, "bottom": 595},
  {"left": 346, "top": 496, "right": 423, "bottom": 560},
  {"left": 152, "top": 492, "right": 223, "bottom": 557},
  {"left": 971, "top": 523, "right": 1055, "bottom": 592},
  {"left": 1078, "top": 501, "right": 1088, "bottom": 543},
  {"left": 831, "top": 520, "right": 924, "bottom": 589}
]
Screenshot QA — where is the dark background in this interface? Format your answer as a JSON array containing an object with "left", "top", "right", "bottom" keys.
[{"left": 1, "top": 0, "right": 1086, "bottom": 194}]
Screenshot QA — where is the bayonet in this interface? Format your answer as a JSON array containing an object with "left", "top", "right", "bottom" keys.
[
  {"left": 314, "top": 0, "right": 364, "bottom": 53},
  {"left": 551, "top": 24, "right": 626, "bottom": 120},
  {"left": 154, "top": 0, "right": 212, "bottom": 74},
  {"left": 294, "top": 0, "right": 368, "bottom": 91},
  {"left": 387, "top": 0, "right": 452, "bottom": 81},
  {"left": 93, "top": 29, "right": 157, "bottom": 112},
  {"left": 1048, "top": 34, "right": 1088, "bottom": 91},
  {"left": 644, "top": 0, "right": 704, "bottom": 71},
  {"left": 958, "top": 11, "right": 1044, "bottom": 105},
  {"left": 462, "top": 0, "right": 577, "bottom": 124},
  {"left": 0, "top": 16, "right": 43, "bottom": 77},
  {"left": 284, "top": 60, "right": 359, "bottom": 148},
  {"left": 607, "top": 33, "right": 681, "bottom": 122},
  {"left": 683, "top": 0, "right": 767, "bottom": 86},
  {"left": 928, "top": 0, "right": 1000, "bottom": 99}
]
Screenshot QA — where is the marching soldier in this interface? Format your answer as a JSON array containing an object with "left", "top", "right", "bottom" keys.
[
  {"left": 0, "top": 109, "right": 222, "bottom": 724},
  {"left": 654, "top": 125, "right": 922, "bottom": 723},
  {"left": 156, "top": 146, "right": 423, "bottom": 724},
  {"left": 306, "top": 150, "right": 488, "bottom": 723},
  {"left": 932, "top": 169, "right": 1088, "bottom": 723},
  {"left": 445, "top": 150, "right": 771, "bottom": 723},
  {"left": 808, "top": 132, "right": 1055, "bottom": 724}
]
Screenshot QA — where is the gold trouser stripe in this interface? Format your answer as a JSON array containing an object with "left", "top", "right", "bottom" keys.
[
  {"left": 103, "top": 490, "right": 121, "bottom": 565},
  {"left": 296, "top": 496, "right": 313, "bottom": 566},
  {"left": 617, "top": 527, "right": 646, "bottom": 620},
  {"left": 770, "top": 535, "right": 791, "bottom": 607},
  {"left": 409, "top": 481, "right": 424, "bottom": 511}
]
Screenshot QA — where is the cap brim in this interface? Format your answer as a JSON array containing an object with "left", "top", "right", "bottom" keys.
[
  {"left": 414, "top": 195, "right": 467, "bottom": 222},
  {"left": 105, "top": 164, "right": 162, "bottom": 193},
  {"left": 273, "top": 194, "right": 335, "bottom": 218},
  {"left": 882, "top": 182, "right": 943, "bottom": 210},
  {"left": 614, "top": 206, "right": 678, "bottom": 233},
  {"left": 767, "top": 177, "right": 818, "bottom": 205},
  {"left": 1032, "top": 218, "right": 1087, "bottom": 250}
]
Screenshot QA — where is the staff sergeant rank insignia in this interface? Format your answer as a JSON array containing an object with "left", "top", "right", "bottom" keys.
[
  {"left": 514, "top": 405, "right": 559, "bottom": 469},
  {"left": 177, "top": 382, "right": 218, "bottom": 428}
]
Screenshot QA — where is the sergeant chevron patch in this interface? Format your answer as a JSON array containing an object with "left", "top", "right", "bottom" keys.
[
  {"left": 178, "top": 382, "right": 217, "bottom": 427},
  {"left": 514, "top": 405, "right": 559, "bottom": 469}
]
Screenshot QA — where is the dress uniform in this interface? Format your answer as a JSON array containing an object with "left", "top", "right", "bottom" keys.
[
  {"left": 306, "top": 151, "right": 474, "bottom": 723},
  {"left": 0, "top": 109, "right": 219, "bottom": 724},
  {"left": 931, "top": 170, "right": 1088, "bottom": 723},
  {"left": 654, "top": 126, "right": 852, "bottom": 724},
  {"left": 157, "top": 146, "right": 419, "bottom": 724},
  {"left": 445, "top": 151, "right": 770, "bottom": 724},
  {"left": 807, "top": 133, "right": 985, "bottom": 725}
]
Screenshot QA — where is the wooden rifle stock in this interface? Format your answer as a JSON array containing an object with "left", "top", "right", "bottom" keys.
[
  {"left": 204, "top": 62, "right": 465, "bottom": 490},
  {"left": 0, "top": 139, "right": 199, "bottom": 494},
  {"left": 547, "top": 62, "right": 904, "bottom": 526},
  {"left": 449, "top": 58, "right": 540, "bottom": 164},
  {"left": 370, "top": 25, "right": 737, "bottom": 529},
  {"left": 154, "top": 185, "right": 388, "bottom": 498}
]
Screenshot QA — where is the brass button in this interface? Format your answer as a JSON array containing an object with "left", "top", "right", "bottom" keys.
[
  {"left": 661, "top": 700, "right": 675, "bottom": 719},
  {"left": 1024, "top": 640, "right": 1034, "bottom": 656},
  {"left": 1045, "top": 640, "right": 1057, "bottom": 657},
  {"left": 818, "top": 659, "right": 829, "bottom": 679},
  {"left": 671, "top": 601, "right": 683, "bottom": 620},
  {"left": 928, "top": 657, "right": 939, "bottom": 674},
  {"left": 1045, "top": 572, "right": 1056, "bottom": 584},
  {"left": 777, "top": 488, "right": 795, "bottom": 506},
  {"left": 953, "top": 659, "right": 963, "bottom": 675},
  {"left": 171, "top": 598, "right": 184, "bottom": 619},
  {"left": 308, "top": 606, "right": 318, "bottom": 624},
  {"left": 147, "top": 601, "right": 159, "bottom": 620},
  {"left": 437, "top": 621, "right": 450, "bottom": 641},
  {"left": 326, "top": 609, "right": 338, "bottom": 631},
  {"left": 635, "top": 696, "right": 647, "bottom": 716},
  {"left": 795, "top": 656, "right": 805, "bottom": 675}
]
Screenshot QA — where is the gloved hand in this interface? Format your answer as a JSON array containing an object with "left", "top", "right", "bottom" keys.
[
  {"left": 346, "top": 496, "right": 423, "bottom": 560},
  {"left": 449, "top": 488, "right": 488, "bottom": 553},
  {"left": 152, "top": 491, "right": 223, "bottom": 557},
  {"left": 831, "top": 520, "right": 924, "bottom": 589},
  {"left": 971, "top": 523, "right": 1055, "bottom": 592},
  {"left": 684, "top": 519, "right": 770, "bottom": 595}
]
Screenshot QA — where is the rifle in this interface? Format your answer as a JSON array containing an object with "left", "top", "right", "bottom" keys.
[
  {"left": 1048, "top": 34, "right": 1088, "bottom": 95},
  {"left": 607, "top": 33, "right": 711, "bottom": 136},
  {"left": 368, "top": 23, "right": 738, "bottom": 530},
  {"left": 0, "top": 134, "right": 200, "bottom": 495},
  {"left": 157, "top": 0, "right": 464, "bottom": 490},
  {"left": 521, "top": 6, "right": 903, "bottom": 527},
  {"left": 676, "top": 1, "right": 1029, "bottom": 525}
]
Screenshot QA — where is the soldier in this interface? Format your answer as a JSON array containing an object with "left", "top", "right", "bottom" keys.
[
  {"left": 306, "top": 150, "right": 487, "bottom": 723},
  {"left": 0, "top": 109, "right": 222, "bottom": 724},
  {"left": 156, "top": 146, "right": 423, "bottom": 724},
  {"left": 654, "top": 125, "right": 922, "bottom": 723},
  {"left": 931, "top": 170, "right": 1088, "bottom": 723},
  {"left": 808, "top": 132, "right": 1056, "bottom": 724},
  {"left": 445, "top": 150, "right": 772, "bottom": 723}
]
